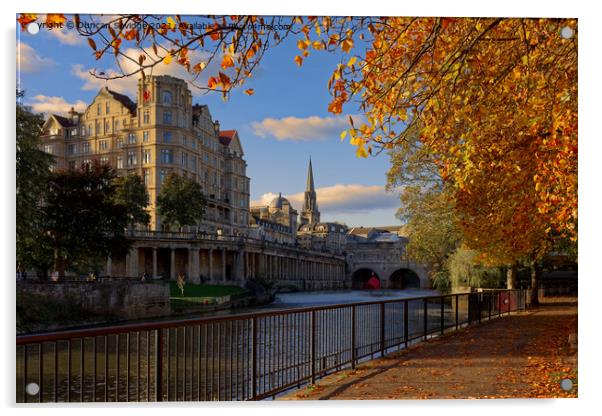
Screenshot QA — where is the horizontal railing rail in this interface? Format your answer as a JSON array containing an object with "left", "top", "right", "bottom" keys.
[{"left": 16, "top": 289, "right": 527, "bottom": 403}]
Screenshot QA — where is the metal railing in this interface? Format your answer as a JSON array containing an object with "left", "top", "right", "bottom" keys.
[{"left": 16, "top": 289, "right": 526, "bottom": 402}]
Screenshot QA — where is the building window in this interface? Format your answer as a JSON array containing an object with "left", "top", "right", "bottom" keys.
[
  {"left": 81, "top": 126, "right": 87, "bottom": 136},
  {"left": 127, "top": 151, "right": 137, "bottom": 166},
  {"left": 95, "top": 121, "right": 100, "bottom": 136},
  {"left": 160, "top": 169, "right": 168, "bottom": 184},
  {"left": 82, "top": 142, "right": 90, "bottom": 154},
  {"left": 143, "top": 111, "right": 150, "bottom": 124},
  {"left": 143, "top": 169, "right": 150, "bottom": 185},
  {"left": 143, "top": 131, "right": 149, "bottom": 143},
  {"left": 163, "top": 131, "right": 172, "bottom": 143},
  {"left": 43, "top": 144, "right": 54, "bottom": 154},
  {"left": 67, "top": 144, "right": 77, "bottom": 155},
  {"left": 99, "top": 140, "right": 108, "bottom": 151},
  {"left": 162, "top": 90, "right": 172, "bottom": 104},
  {"left": 117, "top": 139, "right": 124, "bottom": 148},
  {"left": 142, "top": 149, "right": 151, "bottom": 164},
  {"left": 100, "top": 156, "right": 109, "bottom": 165},
  {"left": 49, "top": 128, "right": 58, "bottom": 136},
  {"left": 163, "top": 111, "right": 172, "bottom": 125},
  {"left": 105, "top": 120, "right": 110, "bottom": 134},
  {"left": 68, "top": 160, "right": 76, "bottom": 170},
  {"left": 128, "top": 133, "right": 137, "bottom": 144},
  {"left": 117, "top": 156, "right": 123, "bottom": 169},
  {"left": 70, "top": 129, "right": 77, "bottom": 137},
  {"left": 190, "top": 156, "right": 197, "bottom": 172},
  {"left": 181, "top": 152, "right": 188, "bottom": 167},
  {"left": 160, "top": 149, "right": 173, "bottom": 164},
  {"left": 105, "top": 102, "right": 110, "bottom": 114},
  {"left": 83, "top": 159, "right": 92, "bottom": 169},
  {"left": 97, "top": 103, "right": 101, "bottom": 115},
  {"left": 181, "top": 135, "right": 187, "bottom": 146}
]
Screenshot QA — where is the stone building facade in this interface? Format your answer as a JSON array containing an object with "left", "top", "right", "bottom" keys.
[
  {"left": 249, "top": 193, "right": 298, "bottom": 244},
  {"left": 40, "top": 75, "right": 250, "bottom": 236},
  {"left": 38, "top": 75, "right": 346, "bottom": 289}
]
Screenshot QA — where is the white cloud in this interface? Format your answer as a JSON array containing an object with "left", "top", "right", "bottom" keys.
[
  {"left": 251, "top": 184, "right": 399, "bottom": 214},
  {"left": 17, "top": 42, "right": 53, "bottom": 73},
  {"left": 47, "top": 27, "right": 83, "bottom": 45},
  {"left": 251, "top": 115, "right": 361, "bottom": 142},
  {"left": 72, "top": 47, "right": 215, "bottom": 96},
  {"left": 27, "top": 95, "right": 87, "bottom": 116}
]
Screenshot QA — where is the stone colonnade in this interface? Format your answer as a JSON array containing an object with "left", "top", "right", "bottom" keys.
[{"left": 105, "top": 240, "right": 346, "bottom": 290}]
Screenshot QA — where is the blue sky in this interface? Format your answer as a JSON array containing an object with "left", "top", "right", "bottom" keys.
[{"left": 16, "top": 15, "right": 403, "bottom": 227}]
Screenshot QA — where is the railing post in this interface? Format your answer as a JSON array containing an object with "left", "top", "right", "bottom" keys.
[
  {"left": 423, "top": 298, "right": 428, "bottom": 340},
  {"left": 351, "top": 305, "right": 356, "bottom": 369},
  {"left": 310, "top": 310, "right": 316, "bottom": 384},
  {"left": 498, "top": 292, "right": 502, "bottom": 318},
  {"left": 488, "top": 292, "right": 492, "bottom": 320},
  {"left": 252, "top": 316, "right": 258, "bottom": 400},
  {"left": 440, "top": 296, "right": 445, "bottom": 335},
  {"left": 403, "top": 301, "right": 409, "bottom": 348},
  {"left": 455, "top": 295, "right": 459, "bottom": 330},
  {"left": 380, "top": 303, "right": 386, "bottom": 357},
  {"left": 477, "top": 293, "right": 482, "bottom": 324},
  {"left": 156, "top": 328, "right": 163, "bottom": 402}
]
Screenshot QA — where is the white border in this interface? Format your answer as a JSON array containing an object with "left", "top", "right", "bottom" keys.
[{"left": 2, "top": 1, "right": 600, "bottom": 415}]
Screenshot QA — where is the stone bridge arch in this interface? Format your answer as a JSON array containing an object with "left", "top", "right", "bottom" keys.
[{"left": 350, "top": 268, "right": 381, "bottom": 289}]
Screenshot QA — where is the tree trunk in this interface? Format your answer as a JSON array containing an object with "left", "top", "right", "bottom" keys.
[
  {"left": 506, "top": 264, "right": 517, "bottom": 289},
  {"left": 530, "top": 260, "right": 539, "bottom": 305}
]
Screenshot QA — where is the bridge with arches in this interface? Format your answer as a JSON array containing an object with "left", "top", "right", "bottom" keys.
[
  {"left": 344, "top": 234, "right": 430, "bottom": 290},
  {"left": 349, "top": 262, "right": 429, "bottom": 290}
]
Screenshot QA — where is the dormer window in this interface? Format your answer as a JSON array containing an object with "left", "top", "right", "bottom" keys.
[{"left": 97, "top": 103, "right": 101, "bottom": 116}]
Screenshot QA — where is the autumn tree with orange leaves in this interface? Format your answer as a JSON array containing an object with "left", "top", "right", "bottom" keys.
[{"left": 18, "top": 14, "right": 577, "bottom": 301}]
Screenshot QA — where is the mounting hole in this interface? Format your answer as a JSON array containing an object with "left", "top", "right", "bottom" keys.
[
  {"left": 26, "top": 22, "right": 40, "bottom": 35},
  {"left": 560, "top": 378, "right": 573, "bottom": 391},
  {"left": 561, "top": 27, "right": 574, "bottom": 39},
  {"left": 25, "top": 382, "right": 40, "bottom": 396}
]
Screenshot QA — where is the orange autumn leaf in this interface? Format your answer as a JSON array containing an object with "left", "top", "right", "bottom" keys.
[
  {"left": 17, "top": 14, "right": 37, "bottom": 30},
  {"left": 243, "top": 89, "right": 255, "bottom": 96},
  {"left": 207, "top": 76, "right": 219, "bottom": 89},
  {"left": 45, "top": 14, "right": 66, "bottom": 26},
  {"left": 221, "top": 55, "right": 235, "bottom": 69}
]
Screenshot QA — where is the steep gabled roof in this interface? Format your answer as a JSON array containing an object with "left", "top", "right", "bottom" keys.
[
  {"left": 105, "top": 88, "right": 137, "bottom": 114},
  {"left": 218, "top": 129, "right": 236, "bottom": 146},
  {"left": 50, "top": 114, "right": 76, "bottom": 128}
]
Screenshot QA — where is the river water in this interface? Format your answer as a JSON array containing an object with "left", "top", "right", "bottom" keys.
[{"left": 19, "top": 288, "right": 462, "bottom": 402}]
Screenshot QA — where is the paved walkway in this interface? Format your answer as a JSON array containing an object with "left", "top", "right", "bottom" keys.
[{"left": 280, "top": 300, "right": 577, "bottom": 400}]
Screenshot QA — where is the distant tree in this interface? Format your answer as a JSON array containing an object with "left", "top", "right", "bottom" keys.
[
  {"left": 446, "top": 246, "right": 505, "bottom": 290},
  {"left": 387, "top": 127, "right": 460, "bottom": 291},
  {"left": 16, "top": 91, "right": 54, "bottom": 274},
  {"left": 113, "top": 174, "right": 150, "bottom": 227},
  {"left": 44, "top": 162, "right": 132, "bottom": 275},
  {"left": 156, "top": 173, "right": 206, "bottom": 230}
]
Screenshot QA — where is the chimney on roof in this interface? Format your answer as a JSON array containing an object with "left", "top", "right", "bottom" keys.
[{"left": 68, "top": 106, "right": 79, "bottom": 123}]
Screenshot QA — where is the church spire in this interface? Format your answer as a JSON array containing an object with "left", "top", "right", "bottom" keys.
[
  {"left": 301, "top": 157, "right": 320, "bottom": 225},
  {"left": 306, "top": 156, "right": 315, "bottom": 192}
]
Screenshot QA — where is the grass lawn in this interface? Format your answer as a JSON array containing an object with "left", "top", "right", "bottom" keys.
[{"left": 169, "top": 281, "right": 249, "bottom": 298}]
